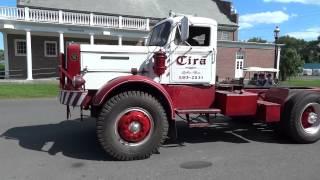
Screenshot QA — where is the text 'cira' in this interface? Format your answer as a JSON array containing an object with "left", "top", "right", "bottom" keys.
[{"left": 176, "top": 56, "right": 207, "bottom": 65}]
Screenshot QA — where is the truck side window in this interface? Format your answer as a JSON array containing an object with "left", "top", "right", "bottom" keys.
[{"left": 175, "top": 26, "right": 211, "bottom": 46}]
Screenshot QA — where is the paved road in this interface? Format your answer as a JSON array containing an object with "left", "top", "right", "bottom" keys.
[{"left": 0, "top": 98, "right": 319, "bottom": 180}]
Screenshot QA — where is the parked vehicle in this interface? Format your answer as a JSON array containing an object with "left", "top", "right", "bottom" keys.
[
  {"left": 243, "top": 67, "right": 279, "bottom": 86},
  {"left": 58, "top": 15, "right": 320, "bottom": 161}
]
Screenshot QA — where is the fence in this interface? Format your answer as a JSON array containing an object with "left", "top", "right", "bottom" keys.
[
  {"left": 0, "top": 6, "right": 150, "bottom": 31},
  {"left": 0, "top": 68, "right": 58, "bottom": 79}
]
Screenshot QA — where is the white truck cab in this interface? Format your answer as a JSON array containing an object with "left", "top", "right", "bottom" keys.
[{"left": 79, "top": 16, "right": 218, "bottom": 89}]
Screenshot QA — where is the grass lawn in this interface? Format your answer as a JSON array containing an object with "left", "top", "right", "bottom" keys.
[
  {"left": 0, "top": 83, "right": 59, "bottom": 99},
  {"left": 281, "top": 79, "right": 320, "bottom": 87}
]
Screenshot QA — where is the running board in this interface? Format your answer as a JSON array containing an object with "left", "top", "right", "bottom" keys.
[
  {"left": 175, "top": 108, "right": 221, "bottom": 114},
  {"left": 175, "top": 108, "right": 221, "bottom": 128}
]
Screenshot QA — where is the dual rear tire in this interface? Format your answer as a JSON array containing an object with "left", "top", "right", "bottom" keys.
[{"left": 282, "top": 92, "right": 320, "bottom": 143}]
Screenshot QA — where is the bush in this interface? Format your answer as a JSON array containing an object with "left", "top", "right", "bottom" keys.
[{"left": 0, "top": 63, "right": 5, "bottom": 79}]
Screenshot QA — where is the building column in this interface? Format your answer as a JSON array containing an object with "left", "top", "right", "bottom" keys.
[
  {"left": 276, "top": 47, "right": 281, "bottom": 79},
  {"left": 90, "top": 33, "right": 95, "bottom": 45},
  {"left": 3, "top": 32, "right": 9, "bottom": 79},
  {"left": 26, "top": 30, "right": 33, "bottom": 80},
  {"left": 118, "top": 36, "right": 122, "bottom": 46},
  {"left": 144, "top": 37, "right": 148, "bottom": 46},
  {"left": 59, "top": 32, "right": 64, "bottom": 54}
]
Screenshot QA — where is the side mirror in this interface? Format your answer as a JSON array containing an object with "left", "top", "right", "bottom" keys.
[{"left": 180, "top": 16, "right": 189, "bottom": 42}]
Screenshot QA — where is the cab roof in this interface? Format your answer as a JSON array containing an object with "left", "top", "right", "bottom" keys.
[{"left": 155, "top": 16, "right": 218, "bottom": 27}]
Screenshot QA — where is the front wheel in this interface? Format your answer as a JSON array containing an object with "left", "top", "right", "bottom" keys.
[{"left": 97, "top": 91, "right": 168, "bottom": 160}]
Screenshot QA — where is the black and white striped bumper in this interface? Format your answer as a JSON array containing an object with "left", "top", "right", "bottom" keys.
[{"left": 59, "top": 90, "right": 88, "bottom": 106}]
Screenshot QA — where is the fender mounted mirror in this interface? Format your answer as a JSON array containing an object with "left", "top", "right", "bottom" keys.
[{"left": 180, "top": 16, "right": 189, "bottom": 42}]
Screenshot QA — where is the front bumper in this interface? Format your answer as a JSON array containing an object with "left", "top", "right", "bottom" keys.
[{"left": 59, "top": 90, "right": 88, "bottom": 106}]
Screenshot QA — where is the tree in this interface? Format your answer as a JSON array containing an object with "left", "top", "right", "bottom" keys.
[
  {"left": 277, "top": 36, "right": 306, "bottom": 51},
  {"left": 301, "top": 40, "right": 320, "bottom": 63},
  {"left": 247, "top": 37, "right": 267, "bottom": 43},
  {"left": 278, "top": 35, "right": 320, "bottom": 64},
  {"left": 280, "top": 48, "right": 303, "bottom": 81},
  {"left": 0, "top": 49, "right": 3, "bottom": 61},
  {"left": 277, "top": 36, "right": 305, "bottom": 80}
]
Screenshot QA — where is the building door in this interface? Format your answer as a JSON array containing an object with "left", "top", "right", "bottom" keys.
[{"left": 235, "top": 51, "right": 244, "bottom": 78}]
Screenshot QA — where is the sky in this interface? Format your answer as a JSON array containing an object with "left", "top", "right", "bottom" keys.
[
  {"left": 0, "top": 0, "right": 320, "bottom": 49},
  {"left": 233, "top": 0, "right": 320, "bottom": 41}
]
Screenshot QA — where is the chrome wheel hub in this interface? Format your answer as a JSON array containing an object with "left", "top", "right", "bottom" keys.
[
  {"left": 129, "top": 121, "right": 141, "bottom": 134},
  {"left": 308, "top": 112, "right": 318, "bottom": 124}
]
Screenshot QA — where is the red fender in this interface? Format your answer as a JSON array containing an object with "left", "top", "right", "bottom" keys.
[{"left": 92, "top": 75, "right": 175, "bottom": 119}]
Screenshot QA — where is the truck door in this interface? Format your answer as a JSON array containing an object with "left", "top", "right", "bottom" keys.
[{"left": 169, "top": 25, "right": 214, "bottom": 84}]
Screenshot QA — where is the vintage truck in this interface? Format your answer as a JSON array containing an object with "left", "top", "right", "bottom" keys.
[{"left": 58, "top": 15, "right": 320, "bottom": 160}]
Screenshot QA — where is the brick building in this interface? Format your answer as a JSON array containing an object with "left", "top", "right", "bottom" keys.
[{"left": 0, "top": 0, "right": 280, "bottom": 80}]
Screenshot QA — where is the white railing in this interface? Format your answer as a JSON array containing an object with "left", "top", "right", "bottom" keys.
[
  {"left": 122, "top": 17, "right": 149, "bottom": 30},
  {"left": 62, "top": 11, "right": 90, "bottom": 25},
  {"left": 93, "top": 14, "right": 119, "bottom": 27},
  {"left": 0, "top": 6, "right": 150, "bottom": 31},
  {"left": 0, "top": 7, "right": 24, "bottom": 20},
  {"left": 29, "top": 9, "right": 59, "bottom": 23}
]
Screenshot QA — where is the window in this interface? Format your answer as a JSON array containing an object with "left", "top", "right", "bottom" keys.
[
  {"left": 148, "top": 21, "right": 172, "bottom": 46},
  {"left": 44, "top": 41, "right": 58, "bottom": 57},
  {"left": 175, "top": 26, "right": 211, "bottom": 46},
  {"left": 15, "top": 39, "right": 26, "bottom": 56},
  {"left": 236, "top": 61, "right": 243, "bottom": 70},
  {"left": 221, "top": 31, "right": 230, "bottom": 41},
  {"left": 236, "top": 51, "right": 245, "bottom": 70},
  {"left": 236, "top": 51, "right": 245, "bottom": 60}
]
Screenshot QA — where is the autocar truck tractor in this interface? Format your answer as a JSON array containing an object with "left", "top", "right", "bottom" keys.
[{"left": 58, "top": 14, "right": 320, "bottom": 161}]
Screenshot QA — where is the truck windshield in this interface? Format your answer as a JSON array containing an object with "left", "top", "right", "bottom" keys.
[{"left": 148, "top": 21, "right": 171, "bottom": 46}]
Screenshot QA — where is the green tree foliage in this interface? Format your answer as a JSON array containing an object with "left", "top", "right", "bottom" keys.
[
  {"left": 280, "top": 48, "right": 303, "bottom": 81},
  {"left": 247, "top": 37, "right": 267, "bottom": 43},
  {"left": 301, "top": 40, "right": 320, "bottom": 63},
  {"left": 0, "top": 49, "right": 4, "bottom": 61},
  {"left": 276, "top": 36, "right": 320, "bottom": 80},
  {"left": 278, "top": 36, "right": 306, "bottom": 51}
]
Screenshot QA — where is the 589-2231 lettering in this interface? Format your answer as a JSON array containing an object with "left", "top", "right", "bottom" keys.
[{"left": 179, "top": 75, "right": 204, "bottom": 80}]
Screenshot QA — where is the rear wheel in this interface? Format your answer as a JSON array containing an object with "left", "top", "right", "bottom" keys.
[
  {"left": 97, "top": 91, "right": 168, "bottom": 160},
  {"left": 283, "top": 92, "right": 320, "bottom": 143}
]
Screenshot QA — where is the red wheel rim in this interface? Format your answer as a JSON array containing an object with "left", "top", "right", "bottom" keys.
[
  {"left": 301, "top": 106, "right": 314, "bottom": 129},
  {"left": 117, "top": 109, "right": 152, "bottom": 143},
  {"left": 299, "top": 103, "right": 320, "bottom": 135}
]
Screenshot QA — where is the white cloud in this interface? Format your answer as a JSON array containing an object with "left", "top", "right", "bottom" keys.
[
  {"left": 287, "top": 27, "right": 320, "bottom": 40},
  {"left": 264, "top": 0, "right": 320, "bottom": 5},
  {"left": 239, "top": 11, "right": 290, "bottom": 29}
]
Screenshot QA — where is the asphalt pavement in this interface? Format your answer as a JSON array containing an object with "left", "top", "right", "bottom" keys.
[{"left": 0, "top": 98, "right": 319, "bottom": 180}]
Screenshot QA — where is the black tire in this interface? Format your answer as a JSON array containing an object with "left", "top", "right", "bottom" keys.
[
  {"left": 97, "top": 91, "right": 168, "bottom": 160},
  {"left": 282, "top": 92, "right": 320, "bottom": 143}
]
